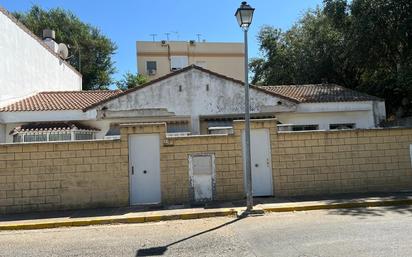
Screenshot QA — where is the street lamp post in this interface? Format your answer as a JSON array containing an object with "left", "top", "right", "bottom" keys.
[{"left": 235, "top": 1, "right": 255, "bottom": 211}]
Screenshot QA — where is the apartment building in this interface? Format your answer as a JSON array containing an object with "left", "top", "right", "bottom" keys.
[{"left": 136, "top": 40, "right": 245, "bottom": 81}]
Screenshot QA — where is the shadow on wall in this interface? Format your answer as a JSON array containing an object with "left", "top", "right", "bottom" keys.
[{"left": 135, "top": 217, "right": 242, "bottom": 256}]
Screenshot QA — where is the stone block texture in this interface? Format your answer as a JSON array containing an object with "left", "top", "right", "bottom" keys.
[
  {"left": 1, "top": 119, "right": 412, "bottom": 214},
  {"left": 0, "top": 140, "right": 128, "bottom": 214},
  {"left": 273, "top": 128, "right": 412, "bottom": 196}
]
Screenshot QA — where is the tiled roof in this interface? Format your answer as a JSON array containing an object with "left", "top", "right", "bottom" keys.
[
  {"left": 257, "top": 84, "right": 382, "bottom": 103},
  {"left": 0, "top": 91, "right": 122, "bottom": 112}
]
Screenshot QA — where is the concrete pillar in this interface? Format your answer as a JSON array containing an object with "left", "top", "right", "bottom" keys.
[
  {"left": 191, "top": 116, "right": 200, "bottom": 135},
  {"left": 0, "top": 123, "right": 5, "bottom": 143}
]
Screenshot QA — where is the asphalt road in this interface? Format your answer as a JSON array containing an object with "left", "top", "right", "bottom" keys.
[{"left": 1, "top": 206, "right": 412, "bottom": 257}]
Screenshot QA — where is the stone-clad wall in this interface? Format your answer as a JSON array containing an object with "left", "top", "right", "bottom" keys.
[
  {"left": 120, "top": 120, "right": 275, "bottom": 204},
  {"left": 272, "top": 127, "right": 412, "bottom": 196},
  {"left": 0, "top": 140, "right": 128, "bottom": 214},
  {"left": 1, "top": 119, "right": 412, "bottom": 214}
]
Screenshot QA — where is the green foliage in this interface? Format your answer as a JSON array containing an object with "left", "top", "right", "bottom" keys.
[
  {"left": 115, "top": 72, "right": 148, "bottom": 91},
  {"left": 251, "top": 0, "right": 412, "bottom": 118},
  {"left": 13, "top": 5, "right": 117, "bottom": 90}
]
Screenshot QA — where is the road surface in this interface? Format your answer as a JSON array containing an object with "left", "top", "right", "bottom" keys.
[{"left": 1, "top": 206, "right": 411, "bottom": 257}]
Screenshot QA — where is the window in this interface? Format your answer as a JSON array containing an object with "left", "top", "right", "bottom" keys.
[
  {"left": 146, "top": 61, "right": 157, "bottom": 75},
  {"left": 75, "top": 132, "right": 95, "bottom": 140},
  {"left": 13, "top": 135, "right": 22, "bottom": 143},
  {"left": 24, "top": 134, "right": 47, "bottom": 142},
  {"left": 49, "top": 133, "right": 71, "bottom": 141},
  {"left": 10, "top": 122, "right": 99, "bottom": 143},
  {"left": 12, "top": 131, "right": 97, "bottom": 143},
  {"left": 207, "top": 120, "right": 234, "bottom": 135},
  {"left": 171, "top": 56, "right": 188, "bottom": 71},
  {"left": 167, "top": 122, "right": 190, "bottom": 133},
  {"left": 329, "top": 123, "right": 355, "bottom": 130},
  {"left": 291, "top": 125, "right": 319, "bottom": 131}
]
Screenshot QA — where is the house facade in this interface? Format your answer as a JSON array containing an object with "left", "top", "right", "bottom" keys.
[
  {"left": 137, "top": 40, "right": 245, "bottom": 81},
  {"left": 0, "top": 66, "right": 386, "bottom": 144},
  {"left": 0, "top": 7, "right": 82, "bottom": 108}
]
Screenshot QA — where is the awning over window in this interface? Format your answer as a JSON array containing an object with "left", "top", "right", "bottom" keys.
[
  {"left": 9, "top": 122, "right": 100, "bottom": 135},
  {"left": 10, "top": 122, "right": 100, "bottom": 143}
]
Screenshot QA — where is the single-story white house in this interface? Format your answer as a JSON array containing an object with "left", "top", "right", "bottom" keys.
[{"left": 0, "top": 65, "right": 385, "bottom": 143}]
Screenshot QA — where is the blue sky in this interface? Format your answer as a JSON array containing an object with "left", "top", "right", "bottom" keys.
[{"left": 1, "top": 0, "right": 323, "bottom": 82}]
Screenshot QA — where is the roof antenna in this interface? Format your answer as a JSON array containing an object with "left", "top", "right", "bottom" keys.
[
  {"left": 196, "top": 33, "right": 202, "bottom": 42},
  {"left": 165, "top": 32, "right": 171, "bottom": 41},
  {"left": 149, "top": 34, "right": 157, "bottom": 42}
]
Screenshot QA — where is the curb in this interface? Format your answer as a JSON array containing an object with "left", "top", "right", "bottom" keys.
[
  {"left": 1, "top": 199, "right": 411, "bottom": 231},
  {"left": 0, "top": 209, "right": 238, "bottom": 231},
  {"left": 262, "top": 199, "right": 412, "bottom": 213}
]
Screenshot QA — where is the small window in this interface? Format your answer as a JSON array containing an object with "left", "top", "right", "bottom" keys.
[
  {"left": 146, "top": 61, "right": 157, "bottom": 71},
  {"left": 24, "top": 134, "right": 47, "bottom": 142},
  {"left": 291, "top": 125, "right": 319, "bottom": 131},
  {"left": 171, "top": 56, "right": 188, "bottom": 71},
  {"left": 49, "top": 133, "right": 71, "bottom": 141},
  {"left": 13, "top": 135, "right": 22, "bottom": 143},
  {"left": 167, "top": 122, "right": 190, "bottom": 133},
  {"left": 75, "top": 132, "right": 94, "bottom": 140},
  {"left": 207, "top": 120, "right": 234, "bottom": 134},
  {"left": 329, "top": 123, "right": 355, "bottom": 130}
]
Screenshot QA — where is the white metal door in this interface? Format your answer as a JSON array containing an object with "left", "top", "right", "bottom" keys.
[
  {"left": 189, "top": 154, "right": 215, "bottom": 202},
  {"left": 129, "top": 134, "right": 161, "bottom": 205},
  {"left": 243, "top": 129, "right": 273, "bottom": 196}
]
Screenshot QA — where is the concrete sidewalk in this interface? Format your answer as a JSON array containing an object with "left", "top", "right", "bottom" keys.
[{"left": 1, "top": 192, "right": 412, "bottom": 231}]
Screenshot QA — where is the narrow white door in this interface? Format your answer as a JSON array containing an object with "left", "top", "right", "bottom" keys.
[
  {"left": 189, "top": 154, "right": 215, "bottom": 202},
  {"left": 129, "top": 134, "right": 161, "bottom": 205},
  {"left": 243, "top": 129, "right": 273, "bottom": 196}
]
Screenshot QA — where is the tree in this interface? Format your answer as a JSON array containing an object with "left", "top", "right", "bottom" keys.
[
  {"left": 115, "top": 72, "right": 148, "bottom": 91},
  {"left": 251, "top": 0, "right": 412, "bottom": 118},
  {"left": 13, "top": 5, "right": 117, "bottom": 90}
]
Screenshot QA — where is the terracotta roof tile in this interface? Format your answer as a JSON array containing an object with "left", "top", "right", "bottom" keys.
[
  {"left": 257, "top": 84, "right": 382, "bottom": 103},
  {"left": 0, "top": 91, "right": 122, "bottom": 112}
]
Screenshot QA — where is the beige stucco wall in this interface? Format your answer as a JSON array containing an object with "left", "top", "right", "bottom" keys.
[{"left": 136, "top": 41, "right": 245, "bottom": 81}]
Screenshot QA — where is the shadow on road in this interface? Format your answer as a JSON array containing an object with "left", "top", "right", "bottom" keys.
[
  {"left": 327, "top": 197, "right": 412, "bottom": 219},
  {"left": 135, "top": 217, "right": 243, "bottom": 256}
]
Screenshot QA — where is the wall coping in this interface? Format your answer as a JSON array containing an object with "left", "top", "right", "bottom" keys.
[
  {"left": 0, "top": 138, "right": 120, "bottom": 147},
  {"left": 166, "top": 133, "right": 233, "bottom": 139},
  {"left": 120, "top": 122, "right": 166, "bottom": 127},
  {"left": 278, "top": 127, "right": 412, "bottom": 134}
]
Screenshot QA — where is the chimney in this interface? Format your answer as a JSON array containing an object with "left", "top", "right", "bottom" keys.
[{"left": 42, "top": 29, "right": 58, "bottom": 53}]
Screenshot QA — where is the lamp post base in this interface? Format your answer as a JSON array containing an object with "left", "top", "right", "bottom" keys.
[{"left": 237, "top": 207, "right": 265, "bottom": 218}]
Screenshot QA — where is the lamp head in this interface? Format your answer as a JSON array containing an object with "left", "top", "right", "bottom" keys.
[{"left": 235, "top": 1, "right": 255, "bottom": 31}]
